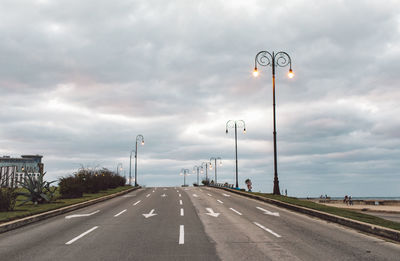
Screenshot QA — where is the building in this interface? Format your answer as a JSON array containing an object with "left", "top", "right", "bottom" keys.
[{"left": 0, "top": 155, "right": 44, "bottom": 188}]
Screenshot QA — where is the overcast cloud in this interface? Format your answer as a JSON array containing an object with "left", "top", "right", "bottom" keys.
[{"left": 1, "top": 0, "right": 400, "bottom": 197}]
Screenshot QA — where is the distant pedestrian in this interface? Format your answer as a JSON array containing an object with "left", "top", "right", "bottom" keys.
[
  {"left": 245, "top": 178, "right": 252, "bottom": 192},
  {"left": 344, "top": 195, "right": 348, "bottom": 205},
  {"left": 285, "top": 189, "right": 287, "bottom": 197},
  {"left": 349, "top": 196, "right": 353, "bottom": 206}
]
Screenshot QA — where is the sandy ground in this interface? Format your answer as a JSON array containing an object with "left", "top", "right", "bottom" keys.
[{"left": 321, "top": 202, "right": 400, "bottom": 213}]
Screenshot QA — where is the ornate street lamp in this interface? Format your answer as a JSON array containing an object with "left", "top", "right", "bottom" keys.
[
  {"left": 226, "top": 120, "right": 246, "bottom": 188},
  {"left": 201, "top": 161, "right": 211, "bottom": 184},
  {"left": 180, "top": 168, "right": 190, "bottom": 187},
  {"left": 209, "top": 157, "right": 222, "bottom": 184},
  {"left": 129, "top": 150, "right": 135, "bottom": 186},
  {"left": 134, "top": 134, "right": 145, "bottom": 187},
  {"left": 253, "top": 50, "right": 294, "bottom": 195},
  {"left": 193, "top": 165, "right": 201, "bottom": 186}
]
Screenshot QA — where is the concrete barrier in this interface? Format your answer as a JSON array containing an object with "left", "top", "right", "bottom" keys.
[
  {"left": 0, "top": 186, "right": 141, "bottom": 234},
  {"left": 210, "top": 186, "right": 400, "bottom": 242}
]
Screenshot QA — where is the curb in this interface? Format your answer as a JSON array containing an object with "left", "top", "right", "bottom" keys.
[
  {"left": 210, "top": 186, "right": 400, "bottom": 242},
  {"left": 0, "top": 186, "right": 141, "bottom": 234}
]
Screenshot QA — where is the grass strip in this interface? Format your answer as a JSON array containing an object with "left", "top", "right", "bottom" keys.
[
  {"left": 249, "top": 192, "right": 400, "bottom": 231},
  {"left": 0, "top": 186, "right": 132, "bottom": 223}
]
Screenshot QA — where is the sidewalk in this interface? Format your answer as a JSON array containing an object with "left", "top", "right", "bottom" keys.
[{"left": 321, "top": 202, "right": 400, "bottom": 214}]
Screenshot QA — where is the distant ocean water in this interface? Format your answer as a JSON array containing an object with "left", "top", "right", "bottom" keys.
[{"left": 329, "top": 197, "right": 400, "bottom": 200}]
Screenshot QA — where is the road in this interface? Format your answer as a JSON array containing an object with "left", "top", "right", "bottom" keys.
[{"left": 0, "top": 187, "right": 399, "bottom": 260}]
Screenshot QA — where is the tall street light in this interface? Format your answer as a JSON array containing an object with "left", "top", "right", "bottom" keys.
[
  {"left": 209, "top": 157, "right": 222, "bottom": 184},
  {"left": 180, "top": 168, "right": 190, "bottom": 187},
  {"left": 129, "top": 149, "right": 135, "bottom": 186},
  {"left": 193, "top": 165, "right": 201, "bottom": 186},
  {"left": 201, "top": 161, "right": 211, "bottom": 184},
  {"left": 116, "top": 163, "right": 123, "bottom": 175},
  {"left": 134, "top": 134, "right": 145, "bottom": 187},
  {"left": 226, "top": 120, "right": 246, "bottom": 188},
  {"left": 253, "top": 50, "right": 294, "bottom": 195}
]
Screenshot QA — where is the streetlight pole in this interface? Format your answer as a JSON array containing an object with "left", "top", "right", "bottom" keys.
[
  {"left": 116, "top": 163, "right": 123, "bottom": 175},
  {"left": 209, "top": 157, "right": 222, "bottom": 184},
  {"left": 134, "top": 134, "right": 145, "bottom": 187},
  {"left": 193, "top": 165, "right": 201, "bottom": 186},
  {"left": 226, "top": 120, "right": 246, "bottom": 188},
  {"left": 129, "top": 150, "right": 135, "bottom": 186},
  {"left": 201, "top": 162, "right": 210, "bottom": 184},
  {"left": 180, "top": 168, "right": 190, "bottom": 187},
  {"left": 253, "top": 50, "right": 294, "bottom": 195}
]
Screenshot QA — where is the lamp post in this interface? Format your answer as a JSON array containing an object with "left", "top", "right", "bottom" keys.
[
  {"left": 209, "top": 157, "right": 222, "bottom": 184},
  {"left": 201, "top": 161, "right": 211, "bottom": 184},
  {"left": 253, "top": 50, "right": 294, "bottom": 195},
  {"left": 180, "top": 168, "right": 190, "bottom": 187},
  {"left": 226, "top": 120, "right": 246, "bottom": 188},
  {"left": 116, "top": 163, "right": 123, "bottom": 175},
  {"left": 134, "top": 134, "right": 145, "bottom": 187},
  {"left": 193, "top": 165, "right": 201, "bottom": 186},
  {"left": 129, "top": 150, "right": 135, "bottom": 186}
]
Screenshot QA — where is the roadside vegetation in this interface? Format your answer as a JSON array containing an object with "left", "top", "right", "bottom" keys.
[
  {"left": 250, "top": 192, "right": 400, "bottom": 231},
  {"left": 0, "top": 167, "right": 129, "bottom": 223}
]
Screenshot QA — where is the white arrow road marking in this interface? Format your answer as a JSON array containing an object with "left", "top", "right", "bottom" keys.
[
  {"left": 161, "top": 193, "right": 167, "bottom": 197},
  {"left": 205, "top": 208, "right": 220, "bottom": 217},
  {"left": 146, "top": 194, "right": 151, "bottom": 197},
  {"left": 65, "top": 210, "right": 99, "bottom": 219},
  {"left": 114, "top": 209, "right": 127, "bottom": 217},
  {"left": 207, "top": 193, "right": 212, "bottom": 197},
  {"left": 217, "top": 200, "right": 223, "bottom": 204},
  {"left": 143, "top": 209, "right": 157, "bottom": 218},
  {"left": 180, "top": 208, "right": 184, "bottom": 216},
  {"left": 229, "top": 208, "right": 242, "bottom": 216},
  {"left": 133, "top": 200, "right": 141, "bottom": 206},
  {"left": 193, "top": 194, "right": 199, "bottom": 198},
  {"left": 179, "top": 200, "right": 183, "bottom": 205},
  {"left": 254, "top": 222, "right": 281, "bottom": 238},
  {"left": 65, "top": 226, "right": 98, "bottom": 245},
  {"left": 179, "top": 225, "right": 184, "bottom": 244},
  {"left": 222, "top": 193, "right": 231, "bottom": 197},
  {"left": 256, "top": 207, "right": 280, "bottom": 217},
  {"left": 179, "top": 194, "right": 182, "bottom": 197}
]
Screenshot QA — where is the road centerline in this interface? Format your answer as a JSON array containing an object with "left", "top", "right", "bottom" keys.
[
  {"left": 229, "top": 208, "right": 242, "bottom": 216},
  {"left": 179, "top": 225, "right": 184, "bottom": 244},
  {"left": 179, "top": 200, "right": 183, "bottom": 205},
  {"left": 217, "top": 200, "right": 223, "bottom": 204},
  {"left": 114, "top": 209, "right": 127, "bottom": 217},
  {"left": 65, "top": 226, "right": 99, "bottom": 245},
  {"left": 253, "top": 222, "right": 281, "bottom": 238},
  {"left": 180, "top": 208, "right": 184, "bottom": 216}
]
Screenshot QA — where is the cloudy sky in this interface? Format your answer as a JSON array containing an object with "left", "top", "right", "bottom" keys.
[{"left": 1, "top": 0, "right": 400, "bottom": 197}]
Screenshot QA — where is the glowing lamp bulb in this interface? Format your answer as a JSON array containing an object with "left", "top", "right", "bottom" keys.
[
  {"left": 243, "top": 128, "right": 246, "bottom": 134},
  {"left": 253, "top": 67, "right": 259, "bottom": 77},
  {"left": 288, "top": 69, "right": 294, "bottom": 79},
  {"left": 141, "top": 141, "right": 144, "bottom": 145}
]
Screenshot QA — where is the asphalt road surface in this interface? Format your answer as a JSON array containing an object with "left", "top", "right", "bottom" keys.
[{"left": 0, "top": 187, "right": 400, "bottom": 261}]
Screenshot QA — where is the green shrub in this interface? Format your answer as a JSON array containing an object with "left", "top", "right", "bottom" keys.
[
  {"left": 59, "top": 176, "right": 84, "bottom": 199},
  {"left": 0, "top": 188, "right": 17, "bottom": 211}
]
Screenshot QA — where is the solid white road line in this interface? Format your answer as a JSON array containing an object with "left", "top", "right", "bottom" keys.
[
  {"left": 253, "top": 222, "right": 281, "bottom": 238},
  {"left": 179, "top": 194, "right": 182, "bottom": 197},
  {"left": 222, "top": 193, "right": 231, "bottom": 197},
  {"left": 217, "top": 200, "right": 223, "bottom": 204},
  {"left": 146, "top": 194, "right": 151, "bottom": 197},
  {"left": 207, "top": 193, "right": 212, "bottom": 197},
  {"left": 229, "top": 208, "right": 242, "bottom": 216},
  {"left": 179, "top": 225, "right": 184, "bottom": 244},
  {"left": 180, "top": 208, "right": 184, "bottom": 216},
  {"left": 179, "top": 200, "right": 183, "bottom": 205},
  {"left": 133, "top": 200, "right": 141, "bottom": 206},
  {"left": 65, "top": 226, "right": 99, "bottom": 245},
  {"left": 114, "top": 209, "right": 127, "bottom": 217}
]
